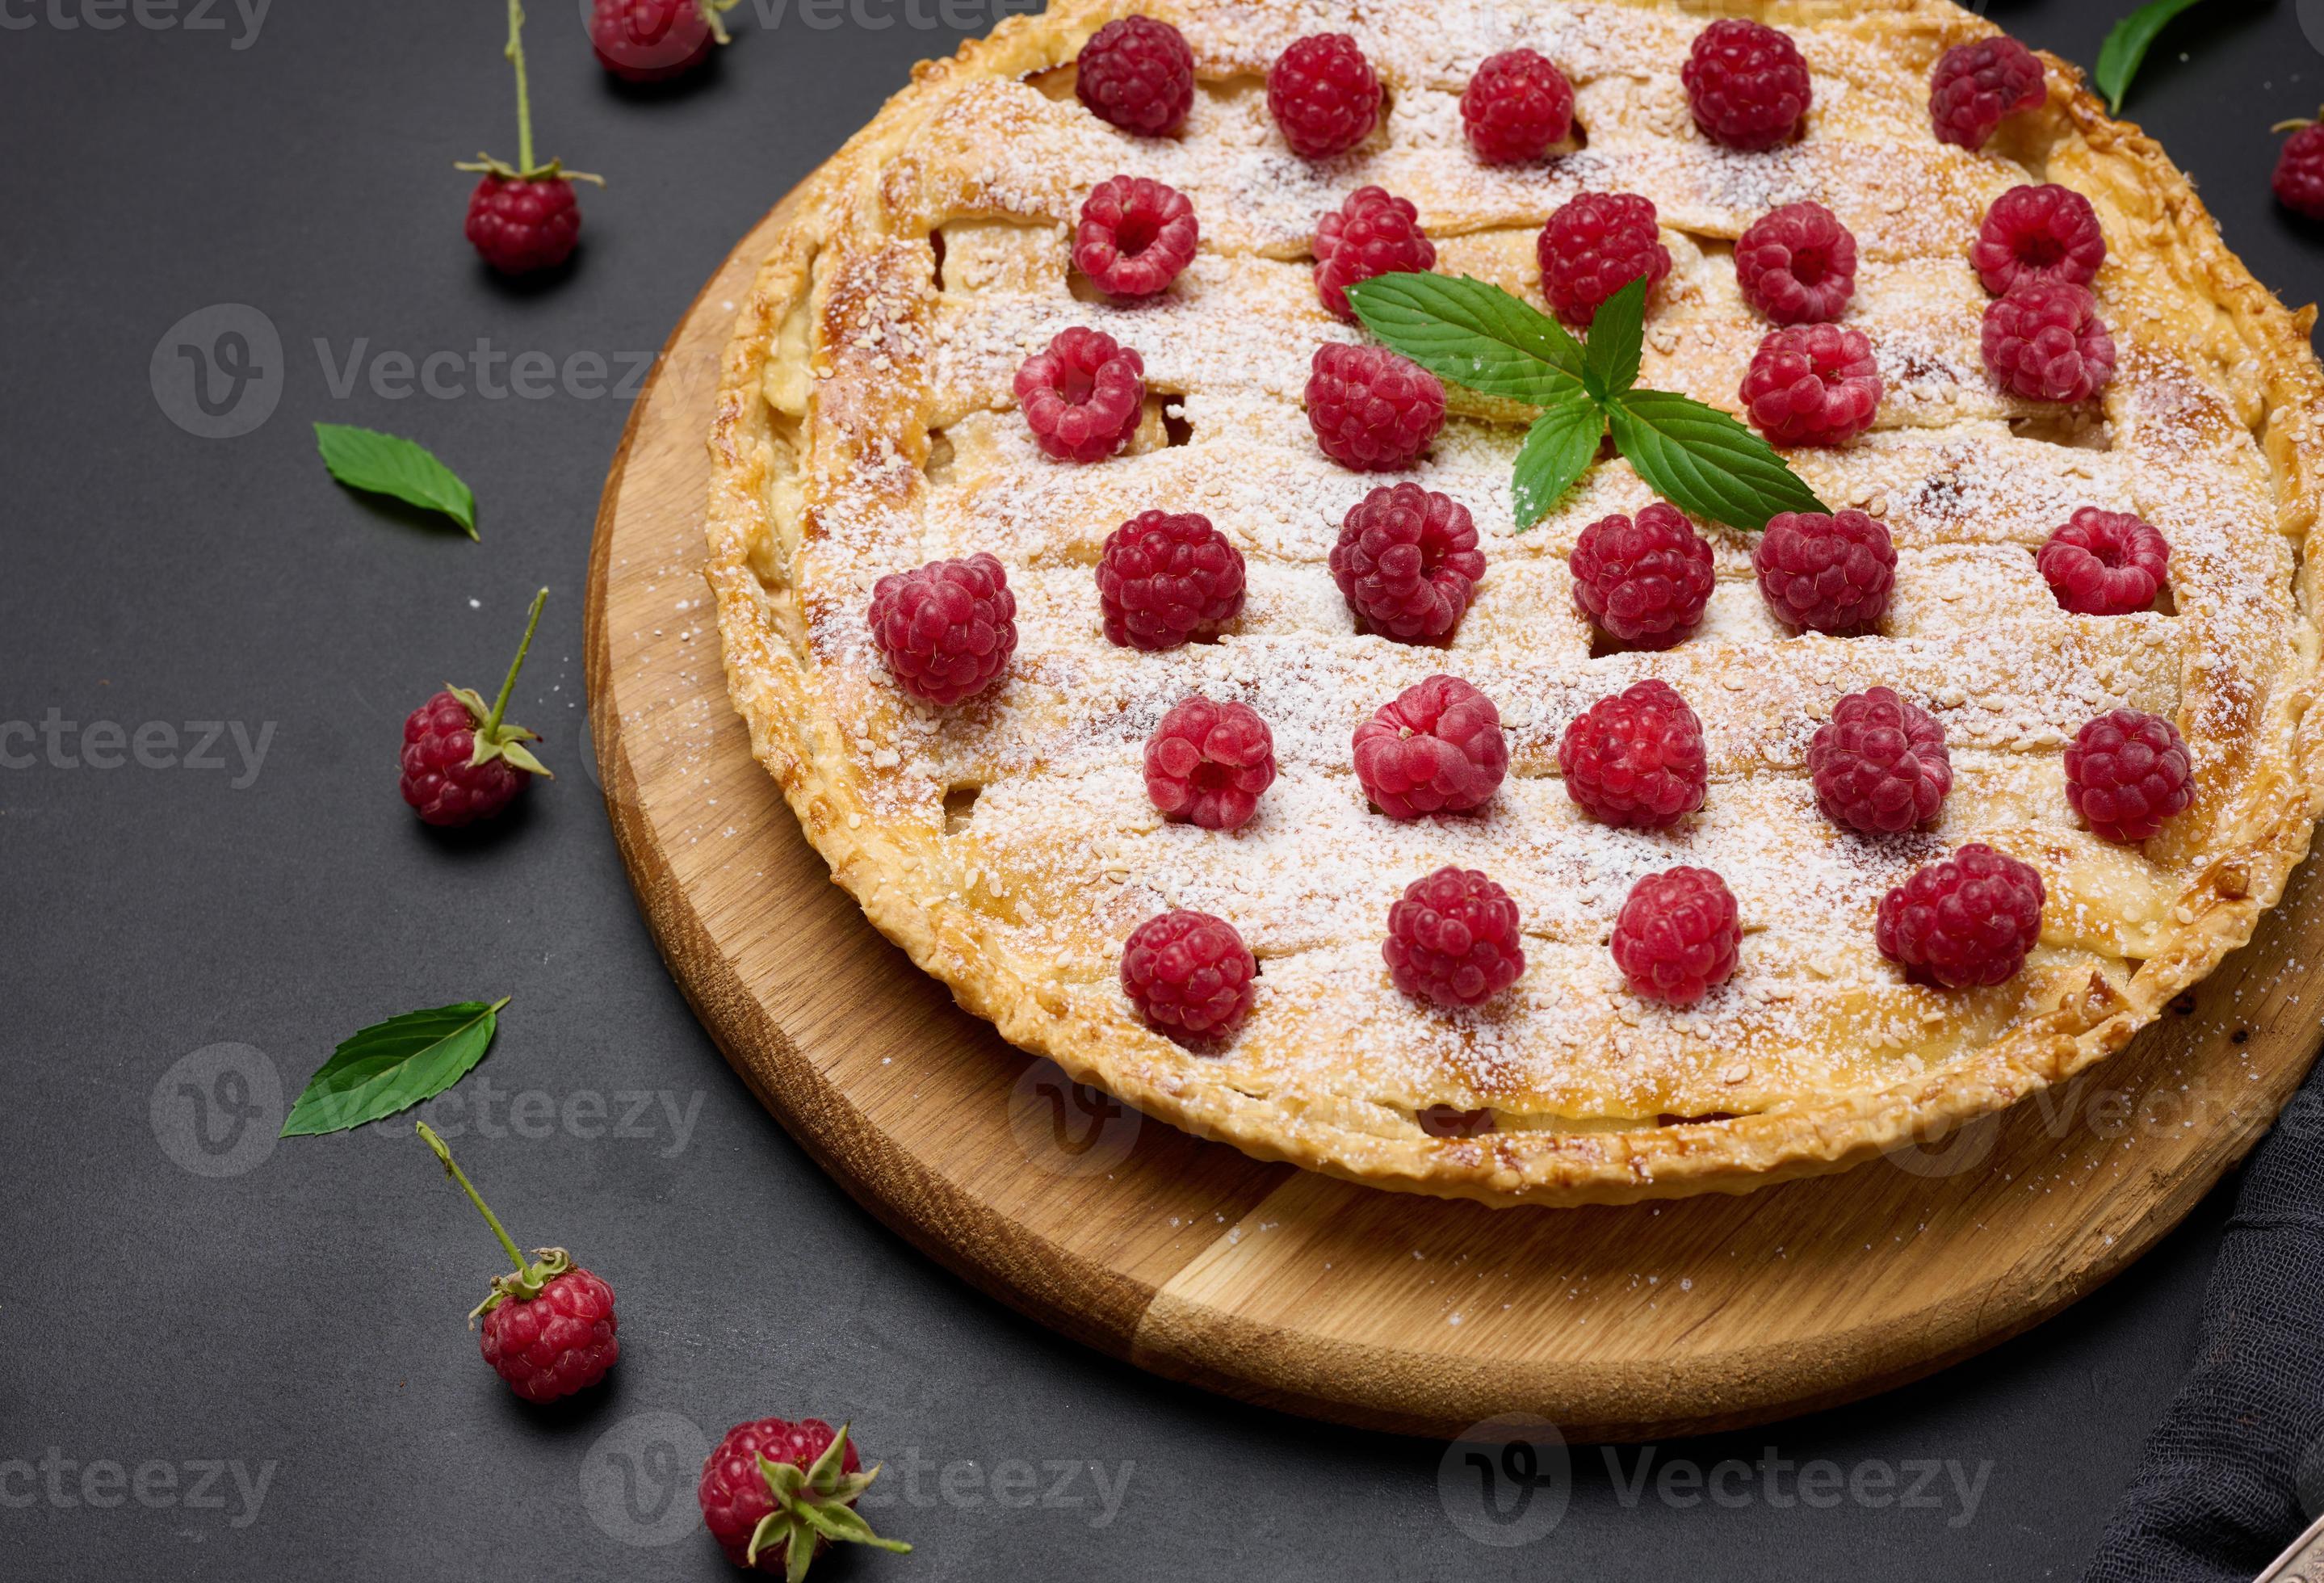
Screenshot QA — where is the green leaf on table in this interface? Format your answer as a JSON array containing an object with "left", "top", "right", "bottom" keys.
[
  {"left": 280, "top": 997, "right": 510, "bottom": 1136},
  {"left": 1606, "top": 390, "right": 1827, "bottom": 531},
  {"left": 1345, "top": 272, "right": 1587, "bottom": 404},
  {"left": 314, "top": 423, "right": 478, "bottom": 539},
  {"left": 1580, "top": 276, "right": 1647, "bottom": 402},
  {"left": 1512, "top": 393, "right": 1607, "bottom": 530},
  {"left": 2095, "top": 0, "right": 2211, "bottom": 114}
]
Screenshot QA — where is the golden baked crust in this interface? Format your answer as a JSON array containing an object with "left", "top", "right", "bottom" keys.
[{"left": 705, "top": 0, "right": 2324, "bottom": 1206}]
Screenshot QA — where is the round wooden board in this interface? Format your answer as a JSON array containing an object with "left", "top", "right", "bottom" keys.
[{"left": 584, "top": 190, "right": 2324, "bottom": 1442}]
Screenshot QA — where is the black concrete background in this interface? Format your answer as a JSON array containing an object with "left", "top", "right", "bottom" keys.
[{"left": 3, "top": 0, "right": 2321, "bottom": 1577}]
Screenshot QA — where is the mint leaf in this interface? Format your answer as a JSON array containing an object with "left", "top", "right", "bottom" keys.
[
  {"left": 2095, "top": 0, "right": 2209, "bottom": 113},
  {"left": 1512, "top": 394, "right": 1606, "bottom": 530},
  {"left": 1345, "top": 273, "right": 1586, "bottom": 404},
  {"left": 281, "top": 998, "right": 510, "bottom": 1136},
  {"left": 315, "top": 423, "right": 478, "bottom": 539},
  {"left": 1581, "top": 277, "right": 1647, "bottom": 402},
  {"left": 1606, "top": 391, "right": 1827, "bottom": 531}
]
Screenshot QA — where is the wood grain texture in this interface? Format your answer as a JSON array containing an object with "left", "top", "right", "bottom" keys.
[{"left": 584, "top": 191, "right": 2324, "bottom": 1442}]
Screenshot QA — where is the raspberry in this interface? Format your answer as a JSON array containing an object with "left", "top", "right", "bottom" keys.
[
  {"left": 1353, "top": 674, "right": 1508, "bottom": 819},
  {"left": 1611, "top": 867, "right": 1741, "bottom": 1007},
  {"left": 2065, "top": 709, "right": 2194, "bottom": 843},
  {"left": 1313, "top": 186, "right": 1437, "bottom": 321},
  {"left": 589, "top": 0, "right": 722, "bottom": 83},
  {"left": 1121, "top": 909, "right": 1259, "bottom": 1039},
  {"left": 2275, "top": 123, "right": 2324, "bottom": 220},
  {"left": 1384, "top": 867, "right": 1526, "bottom": 1009},
  {"left": 2037, "top": 507, "right": 2171, "bottom": 615},
  {"left": 1075, "top": 15, "right": 1195, "bottom": 137},
  {"left": 1982, "top": 281, "right": 2116, "bottom": 404},
  {"left": 866, "top": 553, "right": 1017, "bottom": 706},
  {"left": 699, "top": 1418, "right": 909, "bottom": 1575},
  {"left": 1971, "top": 184, "right": 2105, "bottom": 295},
  {"left": 1807, "top": 686, "right": 1952, "bottom": 833},
  {"left": 1929, "top": 36, "right": 2045, "bottom": 151},
  {"left": 1306, "top": 343, "right": 1447, "bottom": 470},
  {"left": 1143, "top": 695, "right": 1276, "bottom": 831},
  {"left": 1568, "top": 502, "right": 1715, "bottom": 649},
  {"left": 400, "top": 589, "right": 553, "bottom": 827},
  {"left": 1096, "top": 510, "right": 1245, "bottom": 649},
  {"left": 1074, "top": 175, "right": 1199, "bottom": 300},
  {"left": 1739, "top": 323, "right": 1882, "bottom": 446},
  {"left": 416, "top": 1124, "right": 615, "bottom": 1404},
  {"left": 1681, "top": 18, "right": 1811, "bottom": 153},
  {"left": 1014, "top": 326, "right": 1146, "bottom": 462},
  {"left": 1328, "top": 483, "right": 1484, "bottom": 640},
  {"left": 1558, "top": 679, "right": 1708, "bottom": 830},
  {"left": 1875, "top": 843, "right": 2045, "bottom": 989},
  {"left": 464, "top": 174, "right": 582, "bottom": 276},
  {"left": 1735, "top": 202, "right": 1858, "bottom": 325},
  {"left": 1460, "top": 48, "right": 1576, "bottom": 164},
  {"left": 1267, "top": 33, "right": 1382, "bottom": 159},
  {"left": 1751, "top": 509, "right": 1896, "bottom": 634},
  {"left": 480, "top": 1266, "right": 619, "bottom": 1403},
  {"left": 1537, "top": 191, "right": 1672, "bottom": 327}
]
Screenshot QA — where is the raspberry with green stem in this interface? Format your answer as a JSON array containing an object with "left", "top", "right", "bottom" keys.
[
  {"left": 400, "top": 587, "right": 555, "bottom": 827},
  {"left": 458, "top": 1, "right": 604, "bottom": 275}
]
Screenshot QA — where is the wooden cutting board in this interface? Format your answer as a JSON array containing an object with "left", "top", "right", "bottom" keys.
[{"left": 583, "top": 191, "right": 2324, "bottom": 1441}]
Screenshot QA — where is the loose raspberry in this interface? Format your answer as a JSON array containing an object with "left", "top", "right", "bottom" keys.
[
  {"left": 1074, "top": 174, "right": 1199, "bottom": 300},
  {"left": 700, "top": 1418, "right": 909, "bottom": 1575},
  {"left": 2065, "top": 709, "right": 2194, "bottom": 843},
  {"left": 1306, "top": 343, "right": 1446, "bottom": 470},
  {"left": 1313, "top": 186, "right": 1437, "bottom": 321},
  {"left": 1982, "top": 281, "right": 2116, "bottom": 403},
  {"left": 1568, "top": 502, "right": 1715, "bottom": 649},
  {"left": 1930, "top": 36, "right": 2045, "bottom": 151},
  {"left": 1267, "top": 33, "right": 1382, "bottom": 158},
  {"left": 1808, "top": 687, "right": 1952, "bottom": 833},
  {"left": 464, "top": 174, "right": 583, "bottom": 276},
  {"left": 1537, "top": 191, "right": 1672, "bottom": 327},
  {"left": 400, "top": 588, "right": 554, "bottom": 827},
  {"left": 1460, "top": 48, "right": 1576, "bottom": 164},
  {"left": 1384, "top": 867, "right": 1525, "bottom": 1009},
  {"left": 1353, "top": 674, "right": 1508, "bottom": 819},
  {"left": 1751, "top": 509, "right": 1896, "bottom": 634},
  {"left": 1097, "top": 510, "right": 1245, "bottom": 649},
  {"left": 1014, "top": 326, "right": 1146, "bottom": 462},
  {"left": 1611, "top": 867, "right": 1741, "bottom": 1007},
  {"left": 2275, "top": 122, "right": 2324, "bottom": 220},
  {"left": 416, "top": 1123, "right": 616, "bottom": 1405},
  {"left": 1735, "top": 202, "right": 1858, "bottom": 325},
  {"left": 589, "top": 0, "right": 724, "bottom": 83},
  {"left": 1143, "top": 695, "right": 1276, "bottom": 830},
  {"left": 1076, "top": 15, "right": 1196, "bottom": 137},
  {"left": 2037, "top": 507, "right": 2171, "bottom": 615},
  {"left": 1681, "top": 18, "right": 1811, "bottom": 153},
  {"left": 1558, "top": 679, "right": 1708, "bottom": 830},
  {"left": 866, "top": 553, "right": 1017, "bottom": 706},
  {"left": 1876, "top": 843, "right": 2045, "bottom": 989},
  {"left": 1329, "top": 483, "right": 1484, "bottom": 640},
  {"left": 1740, "top": 323, "right": 1882, "bottom": 446},
  {"left": 1121, "top": 909, "right": 1259, "bottom": 1039},
  {"left": 1971, "top": 184, "right": 2105, "bottom": 295}
]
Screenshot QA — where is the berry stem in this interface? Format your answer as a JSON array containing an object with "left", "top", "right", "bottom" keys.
[
  {"left": 482, "top": 588, "right": 549, "bottom": 741},
  {"left": 502, "top": 0, "right": 535, "bottom": 176},
  {"left": 417, "top": 1119, "right": 526, "bottom": 1276}
]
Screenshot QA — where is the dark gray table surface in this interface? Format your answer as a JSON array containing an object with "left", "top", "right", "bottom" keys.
[{"left": 6, "top": 0, "right": 2322, "bottom": 1577}]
